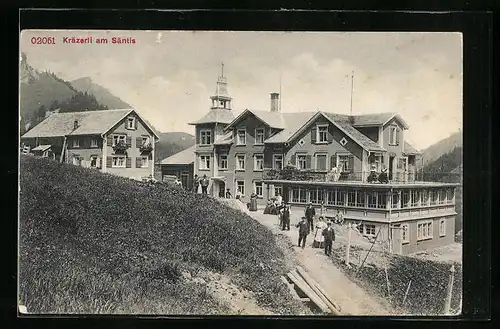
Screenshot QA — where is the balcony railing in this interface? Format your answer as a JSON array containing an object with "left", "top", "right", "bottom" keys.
[{"left": 263, "top": 167, "right": 418, "bottom": 184}]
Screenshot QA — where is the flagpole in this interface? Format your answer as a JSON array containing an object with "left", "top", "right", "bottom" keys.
[
  {"left": 279, "top": 70, "right": 282, "bottom": 111},
  {"left": 350, "top": 70, "right": 354, "bottom": 116}
]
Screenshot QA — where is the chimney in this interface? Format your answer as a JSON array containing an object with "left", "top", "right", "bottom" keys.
[
  {"left": 73, "top": 120, "right": 79, "bottom": 130},
  {"left": 270, "top": 93, "right": 280, "bottom": 112}
]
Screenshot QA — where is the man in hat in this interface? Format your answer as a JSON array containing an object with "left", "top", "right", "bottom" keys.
[
  {"left": 322, "top": 221, "right": 336, "bottom": 256},
  {"left": 304, "top": 202, "right": 316, "bottom": 234},
  {"left": 200, "top": 174, "right": 209, "bottom": 194},
  {"left": 379, "top": 167, "right": 389, "bottom": 184},
  {"left": 296, "top": 217, "right": 309, "bottom": 249},
  {"left": 281, "top": 203, "right": 291, "bottom": 231}
]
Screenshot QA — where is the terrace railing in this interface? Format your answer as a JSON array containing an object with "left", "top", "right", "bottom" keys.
[{"left": 263, "top": 167, "right": 418, "bottom": 184}]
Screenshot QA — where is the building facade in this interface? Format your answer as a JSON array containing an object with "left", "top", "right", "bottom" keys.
[
  {"left": 21, "top": 109, "right": 159, "bottom": 180},
  {"left": 158, "top": 145, "right": 195, "bottom": 190}
]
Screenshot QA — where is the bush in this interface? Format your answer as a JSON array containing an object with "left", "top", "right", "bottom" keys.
[{"left": 19, "top": 155, "right": 303, "bottom": 314}]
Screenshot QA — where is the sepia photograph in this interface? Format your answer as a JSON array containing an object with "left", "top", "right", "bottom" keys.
[{"left": 19, "top": 29, "right": 463, "bottom": 316}]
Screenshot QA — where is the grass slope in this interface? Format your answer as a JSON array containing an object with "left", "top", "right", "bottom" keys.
[{"left": 19, "top": 155, "right": 302, "bottom": 314}]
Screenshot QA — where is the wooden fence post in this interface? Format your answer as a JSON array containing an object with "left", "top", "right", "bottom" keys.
[
  {"left": 345, "top": 223, "right": 351, "bottom": 267},
  {"left": 384, "top": 264, "right": 391, "bottom": 300},
  {"left": 402, "top": 280, "right": 412, "bottom": 307},
  {"left": 444, "top": 264, "right": 455, "bottom": 315}
]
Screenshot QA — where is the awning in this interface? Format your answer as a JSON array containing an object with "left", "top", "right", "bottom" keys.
[
  {"left": 32, "top": 144, "right": 52, "bottom": 152},
  {"left": 211, "top": 176, "right": 226, "bottom": 182}
]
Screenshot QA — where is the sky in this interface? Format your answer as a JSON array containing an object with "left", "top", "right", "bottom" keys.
[{"left": 20, "top": 30, "right": 462, "bottom": 150}]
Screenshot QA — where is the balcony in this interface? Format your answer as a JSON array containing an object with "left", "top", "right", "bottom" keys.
[{"left": 263, "top": 166, "right": 419, "bottom": 184}]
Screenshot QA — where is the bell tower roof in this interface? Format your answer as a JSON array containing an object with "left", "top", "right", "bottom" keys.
[{"left": 210, "top": 63, "right": 232, "bottom": 110}]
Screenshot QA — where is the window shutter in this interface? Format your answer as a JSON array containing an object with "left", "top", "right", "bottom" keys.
[
  {"left": 134, "top": 118, "right": 138, "bottom": 130},
  {"left": 396, "top": 129, "right": 400, "bottom": 145},
  {"left": 330, "top": 155, "right": 336, "bottom": 168},
  {"left": 126, "top": 157, "right": 132, "bottom": 168},
  {"left": 311, "top": 127, "right": 317, "bottom": 143},
  {"left": 107, "top": 135, "right": 113, "bottom": 146},
  {"left": 348, "top": 155, "right": 354, "bottom": 172},
  {"left": 291, "top": 154, "right": 296, "bottom": 166},
  {"left": 306, "top": 154, "right": 312, "bottom": 169},
  {"left": 136, "top": 157, "right": 142, "bottom": 168},
  {"left": 136, "top": 137, "right": 142, "bottom": 147},
  {"left": 106, "top": 156, "right": 112, "bottom": 168},
  {"left": 126, "top": 136, "right": 132, "bottom": 148}
]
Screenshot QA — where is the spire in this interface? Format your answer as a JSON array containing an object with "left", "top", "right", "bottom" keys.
[
  {"left": 221, "top": 62, "right": 224, "bottom": 78},
  {"left": 210, "top": 63, "right": 232, "bottom": 110}
]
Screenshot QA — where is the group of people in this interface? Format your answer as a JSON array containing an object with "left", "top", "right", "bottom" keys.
[
  {"left": 273, "top": 201, "right": 343, "bottom": 256},
  {"left": 367, "top": 165, "right": 390, "bottom": 184},
  {"left": 193, "top": 174, "right": 210, "bottom": 194}
]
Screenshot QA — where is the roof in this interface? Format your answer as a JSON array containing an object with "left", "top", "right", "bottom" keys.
[
  {"left": 335, "top": 120, "right": 386, "bottom": 152},
  {"left": 21, "top": 109, "right": 160, "bottom": 140},
  {"left": 159, "top": 145, "right": 195, "bottom": 165},
  {"left": 188, "top": 109, "right": 235, "bottom": 125},
  {"left": 351, "top": 112, "right": 409, "bottom": 129},
  {"left": 403, "top": 141, "right": 421, "bottom": 155},
  {"left": 214, "top": 131, "right": 233, "bottom": 145},
  {"left": 225, "top": 109, "right": 286, "bottom": 130},
  {"left": 32, "top": 144, "right": 51, "bottom": 152},
  {"left": 264, "top": 112, "right": 317, "bottom": 143}
]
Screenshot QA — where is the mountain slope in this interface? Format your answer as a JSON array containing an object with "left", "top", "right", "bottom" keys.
[
  {"left": 19, "top": 155, "right": 305, "bottom": 314},
  {"left": 420, "top": 131, "right": 462, "bottom": 167},
  {"left": 155, "top": 132, "right": 196, "bottom": 162},
  {"left": 70, "top": 77, "right": 131, "bottom": 109}
]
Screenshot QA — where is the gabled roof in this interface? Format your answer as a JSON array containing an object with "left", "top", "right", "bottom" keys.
[
  {"left": 188, "top": 109, "right": 235, "bottom": 125},
  {"left": 21, "top": 109, "right": 160, "bottom": 140},
  {"left": 350, "top": 112, "right": 409, "bottom": 130},
  {"left": 159, "top": 145, "right": 195, "bottom": 165},
  {"left": 403, "top": 141, "right": 421, "bottom": 155},
  {"left": 264, "top": 112, "right": 317, "bottom": 143},
  {"left": 224, "top": 109, "right": 286, "bottom": 130}
]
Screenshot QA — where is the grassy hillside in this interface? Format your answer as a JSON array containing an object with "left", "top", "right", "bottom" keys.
[
  {"left": 155, "top": 132, "right": 196, "bottom": 162},
  {"left": 420, "top": 131, "right": 462, "bottom": 167},
  {"left": 19, "top": 155, "right": 303, "bottom": 314},
  {"left": 70, "top": 77, "right": 131, "bottom": 109}
]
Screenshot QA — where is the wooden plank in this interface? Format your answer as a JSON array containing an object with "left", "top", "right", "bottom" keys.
[
  {"left": 295, "top": 267, "right": 341, "bottom": 315},
  {"left": 280, "top": 276, "right": 302, "bottom": 301},
  {"left": 296, "top": 265, "right": 343, "bottom": 313},
  {"left": 287, "top": 271, "right": 330, "bottom": 314}
]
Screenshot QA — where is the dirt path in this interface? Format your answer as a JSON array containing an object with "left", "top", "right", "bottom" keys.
[{"left": 249, "top": 211, "right": 393, "bottom": 316}]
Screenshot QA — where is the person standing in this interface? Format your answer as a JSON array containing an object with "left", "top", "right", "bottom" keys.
[
  {"left": 225, "top": 188, "right": 232, "bottom": 199},
  {"left": 281, "top": 203, "right": 291, "bottom": 231},
  {"left": 275, "top": 193, "right": 283, "bottom": 207},
  {"left": 304, "top": 202, "right": 316, "bottom": 234},
  {"left": 322, "top": 221, "right": 335, "bottom": 256},
  {"left": 296, "top": 217, "right": 309, "bottom": 249},
  {"left": 313, "top": 216, "right": 327, "bottom": 248},
  {"left": 193, "top": 174, "right": 200, "bottom": 193},
  {"left": 200, "top": 174, "right": 209, "bottom": 194}
]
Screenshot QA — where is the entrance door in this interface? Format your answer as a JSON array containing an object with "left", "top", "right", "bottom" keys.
[
  {"left": 391, "top": 225, "right": 403, "bottom": 255},
  {"left": 219, "top": 181, "right": 226, "bottom": 198},
  {"left": 180, "top": 172, "right": 189, "bottom": 189},
  {"left": 389, "top": 156, "right": 395, "bottom": 181}
]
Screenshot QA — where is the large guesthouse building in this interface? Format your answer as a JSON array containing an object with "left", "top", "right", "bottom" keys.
[{"left": 176, "top": 67, "right": 459, "bottom": 255}]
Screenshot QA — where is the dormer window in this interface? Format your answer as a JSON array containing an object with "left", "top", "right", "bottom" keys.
[
  {"left": 389, "top": 126, "right": 399, "bottom": 145},
  {"left": 127, "top": 117, "right": 136, "bottom": 130},
  {"left": 72, "top": 139, "right": 80, "bottom": 148}
]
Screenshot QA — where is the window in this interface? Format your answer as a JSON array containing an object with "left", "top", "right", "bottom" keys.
[
  {"left": 417, "top": 220, "right": 433, "bottom": 240},
  {"left": 310, "top": 189, "right": 324, "bottom": 205},
  {"left": 72, "top": 155, "right": 82, "bottom": 166},
  {"left": 90, "top": 155, "right": 98, "bottom": 168},
  {"left": 316, "top": 154, "right": 327, "bottom": 171},
  {"left": 112, "top": 156, "right": 125, "bottom": 168},
  {"left": 199, "top": 155, "right": 210, "bottom": 170},
  {"left": 142, "top": 136, "right": 149, "bottom": 145},
  {"left": 327, "top": 190, "right": 337, "bottom": 206},
  {"left": 401, "top": 224, "right": 409, "bottom": 243},
  {"left": 336, "top": 190, "right": 346, "bottom": 206},
  {"left": 274, "top": 185, "right": 283, "bottom": 197},
  {"left": 236, "top": 180, "right": 245, "bottom": 196},
  {"left": 254, "top": 181, "right": 263, "bottom": 197},
  {"left": 397, "top": 158, "right": 407, "bottom": 171},
  {"left": 219, "top": 154, "right": 228, "bottom": 170},
  {"left": 273, "top": 154, "right": 283, "bottom": 170},
  {"left": 254, "top": 154, "right": 264, "bottom": 171},
  {"left": 447, "top": 189, "right": 455, "bottom": 204},
  {"left": 422, "top": 190, "right": 429, "bottom": 206},
  {"left": 90, "top": 139, "right": 98, "bottom": 148},
  {"left": 127, "top": 117, "right": 136, "bottom": 130},
  {"left": 369, "top": 153, "right": 382, "bottom": 171},
  {"left": 347, "top": 190, "right": 356, "bottom": 207},
  {"left": 200, "top": 129, "right": 212, "bottom": 145},
  {"left": 355, "top": 191, "right": 365, "bottom": 207},
  {"left": 291, "top": 188, "right": 307, "bottom": 203},
  {"left": 113, "top": 135, "right": 126, "bottom": 146},
  {"left": 377, "top": 192, "right": 387, "bottom": 209},
  {"left": 338, "top": 155, "right": 350, "bottom": 171},
  {"left": 141, "top": 156, "right": 149, "bottom": 168},
  {"left": 430, "top": 190, "right": 439, "bottom": 205},
  {"left": 401, "top": 191, "right": 410, "bottom": 208},
  {"left": 72, "top": 139, "right": 80, "bottom": 148},
  {"left": 389, "top": 126, "right": 398, "bottom": 145},
  {"left": 360, "top": 224, "right": 376, "bottom": 236},
  {"left": 297, "top": 154, "right": 307, "bottom": 170},
  {"left": 392, "top": 192, "right": 400, "bottom": 209},
  {"left": 316, "top": 124, "right": 329, "bottom": 143},
  {"left": 236, "top": 155, "right": 246, "bottom": 170},
  {"left": 439, "top": 189, "right": 447, "bottom": 204},
  {"left": 367, "top": 192, "right": 377, "bottom": 208},
  {"left": 237, "top": 129, "right": 246, "bottom": 145},
  {"left": 439, "top": 218, "right": 446, "bottom": 237},
  {"left": 411, "top": 190, "right": 420, "bottom": 207},
  {"left": 255, "top": 128, "right": 265, "bottom": 145}
]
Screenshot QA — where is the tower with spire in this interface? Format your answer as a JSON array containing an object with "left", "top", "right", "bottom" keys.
[{"left": 210, "top": 63, "right": 232, "bottom": 110}]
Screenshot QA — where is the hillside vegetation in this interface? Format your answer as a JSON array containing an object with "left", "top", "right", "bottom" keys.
[
  {"left": 19, "top": 155, "right": 304, "bottom": 314},
  {"left": 70, "top": 77, "right": 131, "bottom": 109},
  {"left": 420, "top": 131, "right": 462, "bottom": 168}
]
